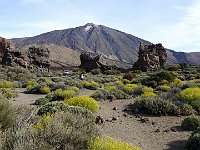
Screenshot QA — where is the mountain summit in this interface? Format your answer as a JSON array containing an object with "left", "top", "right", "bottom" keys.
[{"left": 11, "top": 23, "right": 200, "bottom": 65}]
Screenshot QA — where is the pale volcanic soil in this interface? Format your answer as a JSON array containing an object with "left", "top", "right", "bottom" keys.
[{"left": 11, "top": 88, "right": 191, "bottom": 150}]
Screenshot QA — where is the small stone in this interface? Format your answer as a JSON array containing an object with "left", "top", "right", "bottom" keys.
[
  {"left": 106, "top": 118, "right": 113, "bottom": 122},
  {"left": 113, "top": 107, "right": 117, "bottom": 110},
  {"left": 123, "top": 113, "right": 128, "bottom": 117},
  {"left": 151, "top": 121, "right": 157, "bottom": 125},
  {"left": 112, "top": 117, "right": 118, "bottom": 121},
  {"left": 170, "top": 127, "right": 177, "bottom": 132},
  {"left": 155, "top": 128, "right": 160, "bottom": 132},
  {"left": 140, "top": 117, "right": 149, "bottom": 123},
  {"left": 164, "top": 128, "right": 170, "bottom": 132},
  {"left": 99, "top": 107, "right": 102, "bottom": 109}
]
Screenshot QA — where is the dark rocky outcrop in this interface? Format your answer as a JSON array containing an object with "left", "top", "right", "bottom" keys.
[
  {"left": 79, "top": 52, "right": 117, "bottom": 71},
  {"left": 0, "top": 37, "right": 51, "bottom": 72},
  {"left": 133, "top": 43, "right": 167, "bottom": 71}
]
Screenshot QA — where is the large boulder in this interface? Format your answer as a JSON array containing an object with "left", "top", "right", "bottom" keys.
[
  {"left": 79, "top": 52, "right": 117, "bottom": 71},
  {"left": 133, "top": 43, "right": 167, "bottom": 71}
]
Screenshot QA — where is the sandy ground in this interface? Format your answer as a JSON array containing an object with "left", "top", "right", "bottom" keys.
[
  {"left": 10, "top": 88, "right": 191, "bottom": 150},
  {"left": 97, "top": 99, "right": 192, "bottom": 150}
]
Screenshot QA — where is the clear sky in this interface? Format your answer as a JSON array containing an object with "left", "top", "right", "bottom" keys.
[{"left": 0, "top": 0, "right": 200, "bottom": 52}]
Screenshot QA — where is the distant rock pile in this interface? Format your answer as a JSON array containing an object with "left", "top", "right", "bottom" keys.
[
  {"left": 133, "top": 43, "right": 167, "bottom": 71},
  {"left": 79, "top": 52, "right": 117, "bottom": 71},
  {"left": 0, "top": 37, "right": 51, "bottom": 72}
]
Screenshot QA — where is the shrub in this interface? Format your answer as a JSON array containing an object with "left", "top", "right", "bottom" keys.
[
  {"left": 182, "top": 116, "right": 200, "bottom": 131},
  {"left": 59, "top": 90, "right": 76, "bottom": 100},
  {"left": 0, "top": 97, "right": 16, "bottom": 130},
  {"left": 176, "top": 88, "right": 200, "bottom": 103},
  {"left": 123, "top": 79, "right": 130, "bottom": 84},
  {"left": 0, "top": 80, "right": 14, "bottom": 88},
  {"left": 1, "top": 112, "right": 98, "bottom": 150},
  {"left": 190, "top": 101, "right": 200, "bottom": 113},
  {"left": 179, "top": 104, "right": 196, "bottom": 116},
  {"left": 185, "top": 127, "right": 200, "bottom": 150},
  {"left": 64, "top": 96, "right": 99, "bottom": 113},
  {"left": 34, "top": 98, "right": 49, "bottom": 105},
  {"left": 0, "top": 88, "right": 17, "bottom": 99},
  {"left": 142, "top": 87, "right": 154, "bottom": 93},
  {"left": 132, "top": 97, "right": 178, "bottom": 116},
  {"left": 70, "top": 87, "right": 79, "bottom": 92},
  {"left": 141, "top": 92, "right": 156, "bottom": 98},
  {"left": 40, "top": 86, "right": 51, "bottom": 94},
  {"left": 172, "top": 78, "right": 183, "bottom": 87},
  {"left": 104, "top": 69, "right": 119, "bottom": 75},
  {"left": 113, "top": 90, "right": 131, "bottom": 99},
  {"left": 158, "top": 85, "right": 170, "bottom": 92},
  {"left": 89, "top": 136, "right": 140, "bottom": 150},
  {"left": 91, "top": 69, "right": 101, "bottom": 75},
  {"left": 115, "top": 80, "right": 124, "bottom": 86},
  {"left": 91, "top": 89, "right": 109, "bottom": 101},
  {"left": 123, "top": 84, "right": 138, "bottom": 94},
  {"left": 123, "top": 72, "right": 136, "bottom": 81},
  {"left": 167, "top": 65, "right": 179, "bottom": 71},
  {"left": 105, "top": 85, "right": 116, "bottom": 92},
  {"left": 81, "top": 81, "right": 100, "bottom": 90}
]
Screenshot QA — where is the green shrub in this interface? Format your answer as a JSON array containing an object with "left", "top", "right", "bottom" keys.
[
  {"left": 123, "top": 84, "right": 138, "bottom": 94},
  {"left": 0, "top": 97, "right": 16, "bottom": 129},
  {"left": 142, "top": 87, "right": 154, "bottom": 93},
  {"left": 185, "top": 127, "right": 200, "bottom": 150},
  {"left": 123, "top": 79, "right": 130, "bottom": 84},
  {"left": 89, "top": 136, "right": 140, "bottom": 150},
  {"left": 179, "top": 104, "right": 196, "bottom": 116},
  {"left": 167, "top": 65, "right": 179, "bottom": 71},
  {"left": 115, "top": 80, "right": 124, "bottom": 86},
  {"left": 59, "top": 90, "right": 76, "bottom": 100},
  {"left": 132, "top": 97, "right": 178, "bottom": 116},
  {"left": 1, "top": 112, "right": 98, "bottom": 150},
  {"left": 91, "top": 89, "right": 109, "bottom": 101},
  {"left": 105, "top": 85, "right": 116, "bottom": 92},
  {"left": 141, "top": 92, "right": 156, "bottom": 98},
  {"left": 113, "top": 90, "right": 131, "bottom": 99},
  {"left": 182, "top": 116, "right": 200, "bottom": 131},
  {"left": 104, "top": 69, "right": 119, "bottom": 75},
  {"left": 34, "top": 98, "right": 49, "bottom": 105},
  {"left": 70, "top": 87, "right": 80, "bottom": 92},
  {"left": 190, "top": 101, "right": 200, "bottom": 113},
  {"left": 176, "top": 88, "right": 200, "bottom": 103},
  {"left": 81, "top": 81, "right": 100, "bottom": 90},
  {"left": 158, "top": 85, "right": 170, "bottom": 92},
  {"left": 123, "top": 72, "right": 136, "bottom": 81},
  {"left": 0, "top": 88, "right": 17, "bottom": 99},
  {"left": 172, "top": 78, "right": 183, "bottom": 87},
  {"left": 91, "top": 69, "right": 101, "bottom": 75},
  {"left": 0, "top": 80, "right": 14, "bottom": 88},
  {"left": 40, "top": 86, "right": 51, "bottom": 94},
  {"left": 64, "top": 96, "right": 99, "bottom": 113}
]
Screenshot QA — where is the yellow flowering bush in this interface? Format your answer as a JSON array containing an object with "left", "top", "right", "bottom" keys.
[
  {"left": 89, "top": 136, "right": 140, "bottom": 150},
  {"left": 123, "top": 84, "right": 138, "bottom": 94},
  {"left": 176, "top": 88, "right": 200, "bottom": 102},
  {"left": 64, "top": 96, "right": 99, "bottom": 113}
]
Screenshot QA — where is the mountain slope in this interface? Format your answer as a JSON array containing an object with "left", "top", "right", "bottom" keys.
[{"left": 11, "top": 23, "right": 200, "bottom": 65}]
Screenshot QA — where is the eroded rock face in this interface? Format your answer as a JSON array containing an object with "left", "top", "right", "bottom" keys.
[
  {"left": 133, "top": 43, "right": 167, "bottom": 71},
  {"left": 79, "top": 52, "right": 116, "bottom": 71},
  {"left": 0, "top": 37, "right": 51, "bottom": 72},
  {"left": 0, "top": 37, "right": 15, "bottom": 62}
]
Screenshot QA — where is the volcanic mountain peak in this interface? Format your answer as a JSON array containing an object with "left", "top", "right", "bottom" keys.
[{"left": 11, "top": 23, "right": 200, "bottom": 65}]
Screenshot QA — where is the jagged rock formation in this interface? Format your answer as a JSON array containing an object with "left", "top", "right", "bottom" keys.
[
  {"left": 0, "top": 37, "right": 51, "bottom": 72},
  {"left": 79, "top": 52, "right": 117, "bottom": 71},
  {"left": 133, "top": 43, "right": 167, "bottom": 71},
  {"left": 0, "top": 37, "right": 15, "bottom": 62}
]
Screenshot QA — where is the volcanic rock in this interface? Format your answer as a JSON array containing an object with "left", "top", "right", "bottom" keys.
[
  {"left": 79, "top": 52, "right": 116, "bottom": 71},
  {"left": 133, "top": 43, "right": 167, "bottom": 71}
]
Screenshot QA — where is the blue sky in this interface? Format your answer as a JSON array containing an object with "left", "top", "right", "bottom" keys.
[{"left": 0, "top": 0, "right": 200, "bottom": 52}]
